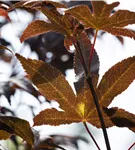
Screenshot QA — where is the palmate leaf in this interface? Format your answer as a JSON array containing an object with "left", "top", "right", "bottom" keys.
[
  {"left": 8, "top": 0, "right": 67, "bottom": 12},
  {"left": 98, "top": 56, "right": 135, "bottom": 107},
  {"left": 20, "top": 20, "right": 53, "bottom": 43},
  {"left": 103, "top": 107, "right": 135, "bottom": 132},
  {"left": 66, "top": 1, "right": 135, "bottom": 39},
  {"left": 0, "top": 115, "right": 34, "bottom": 145},
  {"left": 15, "top": 54, "right": 76, "bottom": 112},
  {"left": 16, "top": 54, "right": 135, "bottom": 132},
  {"left": 16, "top": 0, "right": 74, "bottom": 44}
]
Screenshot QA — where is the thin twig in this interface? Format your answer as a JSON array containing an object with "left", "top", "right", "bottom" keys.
[
  {"left": 71, "top": 36, "right": 88, "bottom": 75},
  {"left": 128, "top": 142, "right": 135, "bottom": 150},
  {"left": 72, "top": 32, "right": 111, "bottom": 150},
  {"left": 86, "top": 76, "right": 111, "bottom": 150},
  {"left": 83, "top": 122, "right": 101, "bottom": 150},
  {"left": 88, "top": 29, "right": 98, "bottom": 74}
]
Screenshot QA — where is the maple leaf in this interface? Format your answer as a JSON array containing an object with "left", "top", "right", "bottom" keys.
[
  {"left": 0, "top": 114, "right": 34, "bottom": 145},
  {"left": 13, "top": 0, "right": 73, "bottom": 43},
  {"left": 66, "top": 1, "right": 135, "bottom": 39},
  {"left": 11, "top": 0, "right": 84, "bottom": 51},
  {"left": 8, "top": 0, "right": 67, "bottom": 10},
  {"left": 103, "top": 107, "right": 135, "bottom": 133},
  {"left": 20, "top": 7, "right": 73, "bottom": 46},
  {"left": 97, "top": 56, "right": 135, "bottom": 107},
  {"left": 16, "top": 54, "right": 135, "bottom": 133}
]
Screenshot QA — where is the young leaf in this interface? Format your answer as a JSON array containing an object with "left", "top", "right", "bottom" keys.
[
  {"left": 0, "top": 115, "right": 34, "bottom": 145},
  {"left": 66, "top": 1, "right": 135, "bottom": 39},
  {"left": 98, "top": 56, "right": 135, "bottom": 107}
]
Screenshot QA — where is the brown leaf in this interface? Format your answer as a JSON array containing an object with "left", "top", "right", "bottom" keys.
[
  {"left": 20, "top": 20, "right": 52, "bottom": 42},
  {"left": 35, "top": 137, "right": 66, "bottom": 150},
  {"left": 16, "top": 54, "right": 135, "bottom": 133},
  {"left": 15, "top": 53, "right": 76, "bottom": 111},
  {"left": 0, "top": 130, "right": 11, "bottom": 140},
  {"left": 102, "top": 2, "right": 119, "bottom": 17},
  {"left": 0, "top": 45, "right": 13, "bottom": 54},
  {"left": 33, "top": 7, "right": 73, "bottom": 37},
  {"left": 8, "top": 1, "right": 67, "bottom": 12},
  {"left": 16, "top": 54, "right": 100, "bottom": 126},
  {"left": 91, "top": 0, "right": 105, "bottom": 16},
  {"left": 44, "top": 1, "right": 67, "bottom": 8},
  {"left": 98, "top": 56, "right": 135, "bottom": 107},
  {"left": 20, "top": 8, "right": 73, "bottom": 42},
  {"left": 0, "top": 8, "right": 10, "bottom": 21},
  {"left": 66, "top": 1, "right": 135, "bottom": 39},
  {"left": 104, "top": 107, "right": 135, "bottom": 132},
  {"left": 0, "top": 115, "right": 34, "bottom": 145},
  {"left": 66, "top": 5, "right": 94, "bottom": 28}
]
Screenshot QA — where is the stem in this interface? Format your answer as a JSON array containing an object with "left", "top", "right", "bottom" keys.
[
  {"left": 86, "top": 76, "right": 111, "bottom": 150},
  {"left": 72, "top": 31, "right": 111, "bottom": 150},
  {"left": 88, "top": 30, "right": 98, "bottom": 74},
  {"left": 83, "top": 122, "right": 101, "bottom": 150},
  {"left": 71, "top": 36, "right": 88, "bottom": 75},
  {"left": 128, "top": 142, "right": 135, "bottom": 150},
  {"left": 87, "top": 30, "right": 111, "bottom": 150}
]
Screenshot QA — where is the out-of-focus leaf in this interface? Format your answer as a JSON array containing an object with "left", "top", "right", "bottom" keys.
[
  {"left": 98, "top": 56, "right": 135, "bottom": 107},
  {"left": 0, "top": 107, "right": 15, "bottom": 115},
  {"left": 66, "top": 1, "right": 135, "bottom": 39},
  {"left": 50, "top": 134, "right": 89, "bottom": 149},
  {"left": 0, "top": 45, "right": 13, "bottom": 53},
  {"left": 116, "top": 36, "right": 124, "bottom": 45},
  {"left": 0, "top": 8, "right": 10, "bottom": 21},
  {"left": 0, "top": 82, "right": 16, "bottom": 105},
  {"left": 35, "top": 138, "right": 66, "bottom": 150},
  {"left": 0, "top": 115, "right": 34, "bottom": 145},
  {"left": 0, "top": 130, "right": 11, "bottom": 140}
]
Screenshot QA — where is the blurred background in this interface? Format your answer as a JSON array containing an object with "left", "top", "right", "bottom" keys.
[{"left": 0, "top": 0, "right": 135, "bottom": 150}]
